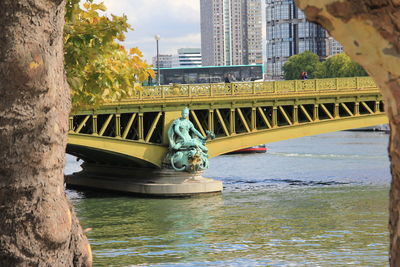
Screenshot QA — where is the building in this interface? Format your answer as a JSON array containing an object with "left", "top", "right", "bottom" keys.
[
  {"left": 172, "top": 48, "right": 202, "bottom": 68},
  {"left": 152, "top": 54, "right": 173, "bottom": 68},
  {"left": 200, "top": 0, "right": 263, "bottom": 66},
  {"left": 326, "top": 37, "right": 344, "bottom": 56},
  {"left": 265, "top": 0, "right": 343, "bottom": 79}
]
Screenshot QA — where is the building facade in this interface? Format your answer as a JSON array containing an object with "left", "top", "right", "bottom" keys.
[
  {"left": 152, "top": 54, "right": 173, "bottom": 68},
  {"left": 172, "top": 48, "right": 202, "bottom": 68},
  {"left": 266, "top": 0, "right": 342, "bottom": 79},
  {"left": 200, "top": 0, "right": 263, "bottom": 66},
  {"left": 326, "top": 37, "right": 344, "bottom": 56}
]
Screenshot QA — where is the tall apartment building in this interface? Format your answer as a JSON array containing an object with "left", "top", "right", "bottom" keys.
[
  {"left": 200, "top": 0, "right": 263, "bottom": 66},
  {"left": 266, "top": 0, "right": 342, "bottom": 79},
  {"left": 172, "top": 48, "right": 202, "bottom": 68}
]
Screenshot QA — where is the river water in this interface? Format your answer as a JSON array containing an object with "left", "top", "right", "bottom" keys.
[{"left": 66, "top": 131, "right": 391, "bottom": 266}]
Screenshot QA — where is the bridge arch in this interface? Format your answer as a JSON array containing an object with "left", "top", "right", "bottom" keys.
[
  {"left": 207, "top": 114, "right": 387, "bottom": 157},
  {"left": 68, "top": 114, "right": 387, "bottom": 167},
  {"left": 67, "top": 134, "right": 167, "bottom": 168}
]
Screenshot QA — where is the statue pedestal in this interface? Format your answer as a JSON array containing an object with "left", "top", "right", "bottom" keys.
[{"left": 65, "top": 163, "right": 223, "bottom": 196}]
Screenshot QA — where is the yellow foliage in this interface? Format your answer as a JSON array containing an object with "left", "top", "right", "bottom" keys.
[{"left": 65, "top": 0, "right": 154, "bottom": 111}]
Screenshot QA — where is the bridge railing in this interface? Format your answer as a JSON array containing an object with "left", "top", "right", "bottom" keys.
[{"left": 120, "top": 77, "right": 378, "bottom": 102}]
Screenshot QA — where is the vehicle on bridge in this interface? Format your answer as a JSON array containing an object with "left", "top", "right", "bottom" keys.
[{"left": 147, "top": 64, "right": 264, "bottom": 85}]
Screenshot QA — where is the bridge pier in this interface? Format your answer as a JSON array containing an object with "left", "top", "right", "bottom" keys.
[{"left": 65, "top": 163, "right": 223, "bottom": 196}]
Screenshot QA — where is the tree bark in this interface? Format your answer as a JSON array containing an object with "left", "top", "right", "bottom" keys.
[
  {"left": 294, "top": 0, "right": 400, "bottom": 265},
  {"left": 0, "top": 0, "right": 91, "bottom": 266}
]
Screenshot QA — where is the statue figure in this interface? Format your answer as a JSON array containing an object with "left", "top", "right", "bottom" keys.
[{"left": 164, "top": 107, "right": 215, "bottom": 173}]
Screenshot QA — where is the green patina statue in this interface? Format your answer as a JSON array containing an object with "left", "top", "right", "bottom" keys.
[{"left": 164, "top": 107, "right": 215, "bottom": 173}]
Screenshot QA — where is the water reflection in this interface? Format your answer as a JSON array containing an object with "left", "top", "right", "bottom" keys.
[
  {"left": 73, "top": 195, "right": 224, "bottom": 266},
  {"left": 72, "top": 186, "right": 388, "bottom": 266}
]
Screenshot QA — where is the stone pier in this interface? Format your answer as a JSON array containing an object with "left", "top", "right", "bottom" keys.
[{"left": 66, "top": 163, "right": 223, "bottom": 196}]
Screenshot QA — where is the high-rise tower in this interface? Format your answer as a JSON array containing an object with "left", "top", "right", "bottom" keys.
[
  {"left": 266, "top": 0, "right": 336, "bottom": 79},
  {"left": 200, "top": 0, "right": 263, "bottom": 66}
]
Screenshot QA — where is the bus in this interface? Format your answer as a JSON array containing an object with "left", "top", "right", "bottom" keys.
[{"left": 148, "top": 64, "right": 264, "bottom": 85}]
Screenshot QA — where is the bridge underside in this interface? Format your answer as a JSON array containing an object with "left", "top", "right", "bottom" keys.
[
  {"left": 66, "top": 144, "right": 162, "bottom": 168},
  {"left": 67, "top": 114, "right": 387, "bottom": 168},
  {"left": 67, "top": 135, "right": 166, "bottom": 168},
  {"left": 208, "top": 114, "right": 387, "bottom": 156}
]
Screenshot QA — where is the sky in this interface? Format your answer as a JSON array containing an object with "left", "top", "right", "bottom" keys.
[{"left": 102, "top": 0, "right": 202, "bottom": 64}]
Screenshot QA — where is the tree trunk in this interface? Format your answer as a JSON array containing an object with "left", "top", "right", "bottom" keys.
[
  {"left": 0, "top": 0, "right": 91, "bottom": 266},
  {"left": 294, "top": 0, "right": 400, "bottom": 265}
]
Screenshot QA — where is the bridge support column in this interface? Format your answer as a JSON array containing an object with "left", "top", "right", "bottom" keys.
[
  {"left": 138, "top": 113, "right": 144, "bottom": 141},
  {"left": 334, "top": 103, "right": 340, "bottom": 118},
  {"left": 92, "top": 115, "right": 98, "bottom": 135},
  {"left": 69, "top": 116, "right": 74, "bottom": 133},
  {"left": 66, "top": 163, "right": 223, "bottom": 197},
  {"left": 251, "top": 107, "right": 257, "bottom": 131},
  {"left": 355, "top": 102, "right": 360, "bottom": 115},
  {"left": 293, "top": 105, "right": 299, "bottom": 125},
  {"left": 208, "top": 110, "right": 214, "bottom": 133},
  {"left": 313, "top": 104, "right": 319, "bottom": 121},
  {"left": 115, "top": 114, "right": 121, "bottom": 138},
  {"left": 230, "top": 108, "right": 235, "bottom": 135},
  {"left": 375, "top": 101, "right": 380, "bottom": 113},
  {"left": 272, "top": 107, "right": 278, "bottom": 128}
]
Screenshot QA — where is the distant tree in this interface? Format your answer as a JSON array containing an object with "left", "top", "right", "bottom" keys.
[
  {"left": 347, "top": 60, "right": 368, "bottom": 77},
  {"left": 282, "top": 51, "right": 322, "bottom": 80},
  {"left": 65, "top": 0, "right": 154, "bottom": 110},
  {"left": 315, "top": 53, "right": 368, "bottom": 78}
]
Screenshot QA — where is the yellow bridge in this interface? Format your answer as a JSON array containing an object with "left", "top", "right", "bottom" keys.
[{"left": 66, "top": 77, "right": 387, "bottom": 195}]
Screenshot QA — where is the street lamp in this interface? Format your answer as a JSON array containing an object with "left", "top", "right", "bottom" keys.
[{"left": 154, "top": 34, "right": 161, "bottom": 86}]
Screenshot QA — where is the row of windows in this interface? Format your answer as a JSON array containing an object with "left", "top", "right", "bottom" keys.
[
  {"left": 178, "top": 56, "right": 202, "bottom": 59},
  {"left": 266, "top": 0, "right": 293, "bottom": 5},
  {"left": 266, "top": 4, "right": 289, "bottom": 20},
  {"left": 267, "top": 41, "right": 291, "bottom": 57},
  {"left": 266, "top": 40, "right": 327, "bottom": 58},
  {"left": 266, "top": 5, "right": 305, "bottom": 21},
  {"left": 267, "top": 24, "right": 290, "bottom": 39},
  {"left": 267, "top": 22, "right": 326, "bottom": 40},
  {"left": 178, "top": 59, "right": 202, "bottom": 62}
]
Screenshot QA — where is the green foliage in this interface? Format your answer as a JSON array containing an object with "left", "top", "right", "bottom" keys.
[
  {"left": 282, "top": 51, "right": 368, "bottom": 80},
  {"left": 346, "top": 60, "right": 369, "bottom": 77},
  {"left": 65, "top": 0, "right": 154, "bottom": 110},
  {"left": 282, "top": 51, "right": 322, "bottom": 80},
  {"left": 316, "top": 53, "right": 368, "bottom": 78}
]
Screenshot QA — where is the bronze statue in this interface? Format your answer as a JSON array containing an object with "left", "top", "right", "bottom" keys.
[{"left": 164, "top": 108, "right": 215, "bottom": 172}]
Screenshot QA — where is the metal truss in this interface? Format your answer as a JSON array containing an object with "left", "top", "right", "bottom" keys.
[{"left": 68, "top": 77, "right": 387, "bottom": 166}]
